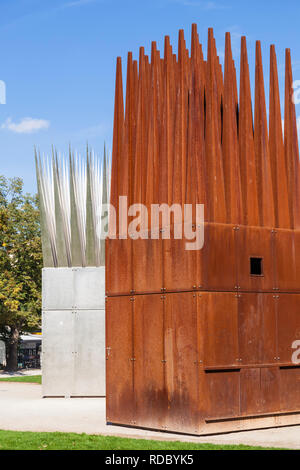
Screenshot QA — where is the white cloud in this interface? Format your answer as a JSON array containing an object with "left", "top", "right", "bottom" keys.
[{"left": 1, "top": 117, "right": 50, "bottom": 134}]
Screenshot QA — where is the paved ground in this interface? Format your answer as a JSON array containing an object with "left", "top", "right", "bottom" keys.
[
  {"left": 0, "top": 383, "right": 300, "bottom": 449},
  {"left": 0, "top": 369, "right": 41, "bottom": 377}
]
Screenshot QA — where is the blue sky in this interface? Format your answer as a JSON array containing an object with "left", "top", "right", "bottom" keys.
[{"left": 0, "top": 0, "right": 300, "bottom": 194}]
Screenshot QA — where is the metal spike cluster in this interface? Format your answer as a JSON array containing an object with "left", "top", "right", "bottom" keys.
[
  {"left": 36, "top": 146, "right": 111, "bottom": 267},
  {"left": 110, "top": 25, "right": 300, "bottom": 230}
]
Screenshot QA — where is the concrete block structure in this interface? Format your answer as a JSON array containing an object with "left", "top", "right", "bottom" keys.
[{"left": 42, "top": 267, "right": 105, "bottom": 397}]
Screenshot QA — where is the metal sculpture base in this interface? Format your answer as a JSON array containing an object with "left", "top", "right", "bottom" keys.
[{"left": 42, "top": 267, "right": 105, "bottom": 397}]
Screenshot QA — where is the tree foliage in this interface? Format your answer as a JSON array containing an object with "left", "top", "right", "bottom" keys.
[{"left": 0, "top": 175, "right": 42, "bottom": 354}]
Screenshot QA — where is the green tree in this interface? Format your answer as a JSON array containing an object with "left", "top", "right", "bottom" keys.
[{"left": 0, "top": 175, "right": 42, "bottom": 370}]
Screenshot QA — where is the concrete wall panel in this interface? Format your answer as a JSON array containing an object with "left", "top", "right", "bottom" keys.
[{"left": 42, "top": 267, "right": 105, "bottom": 397}]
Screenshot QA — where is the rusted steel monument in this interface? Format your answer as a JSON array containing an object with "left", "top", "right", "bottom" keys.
[{"left": 106, "top": 25, "right": 300, "bottom": 434}]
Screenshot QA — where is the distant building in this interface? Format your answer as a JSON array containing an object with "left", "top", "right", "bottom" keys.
[
  {"left": 18, "top": 334, "right": 42, "bottom": 369},
  {"left": 0, "top": 334, "right": 42, "bottom": 370}
]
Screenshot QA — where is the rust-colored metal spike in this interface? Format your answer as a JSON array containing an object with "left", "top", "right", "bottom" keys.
[
  {"left": 154, "top": 48, "right": 162, "bottom": 207},
  {"left": 223, "top": 32, "right": 242, "bottom": 224},
  {"left": 163, "top": 35, "right": 174, "bottom": 206},
  {"left": 189, "top": 24, "right": 207, "bottom": 213},
  {"left": 178, "top": 29, "right": 188, "bottom": 205},
  {"left": 122, "top": 52, "right": 133, "bottom": 214},
  {"left": 110, "top": 56, "right": 124, "bottom": 235},
  {"left": 205, "top": 28, "right": 226, "bottom": 222},
  {"left": 191, "top": 23, "right": 198, "bottom": 64},
  {"left": 269, "top": 45, "right": 290, "bottom": 228},
  {"left": 254, "top": 41, "right": 275, "bottom": 227},
  {"left": 134, "top": 47, "right": 147, "bottom": 206},
  {"left": 284, "top": 48, "right": 300, "bottom": 229},
  {"left": 239, "top": 36, "right": 260, "bottom": 226},
  {"left": 145, "top": 42, "right": 158, "bottom": 213}
]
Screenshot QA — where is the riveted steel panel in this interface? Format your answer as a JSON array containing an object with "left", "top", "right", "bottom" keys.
[
  {"left": 260, "top": 367, "right": 280, "bottom": 414},
  {"left": 280, "top": 367, "right": 300, "bottom": 412},
  {"left": 42, "top": 268, "right": 106, "bottom": 397},
  {"left": 238, "top": 293, "right": 277, "bottom": 365},
  {"left": 42, "top": 310, "right": 74, "bottom": 397},
  {"left": 240, "top": 368, "right": 280, "bottom": 416},
  {"left": 201, "top": 292, "right": 239, "bottom": 368},
  {"left": 204, "top": 370, "right": 240, "bottom": 419},
  {"left": 43, "top": 267, "right": 105, "bottom": 310},
  {"left": 133, "top": 294, "right": 166, "bottom": 429},
  {"left": 202, "top": 223, "right": 237, "bottom": 291},
  {"left": 275, "top": 229, "right": 300, "bottom": 292},
  {"left": 42, "top": 268, "right": 74, "bottom": 310},
  {"left": 277, "top": 294, "right": 300, "bottom": 364},
  {"left": 163, "top": 226, "right": 197, "bottom": 292},
  {"left": 105, "top": 238, "right": 132, "bottom": 295},
  {"left": 164, "top": 292, "right": 199, "bottom": 433},
  {"left": 73, "top": 267, "right": 105, "bottom": 310},
  {"left": 240, "top": 368, "right": 261, "bottom": 415},
  {"left": 72, "top": 309, "right": 105, "bottom": 396},
  {"left": 236, "top": 225, "right": 275, "bottom": 291},
  {"left": 106, "top": 296, "right": 134, "bottom": 425},
  {"left": 132, "top": 238, "right": 163, "bottom": 294}
]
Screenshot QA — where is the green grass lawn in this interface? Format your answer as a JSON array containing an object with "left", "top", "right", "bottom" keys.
[
  {"left": 0, "top": 430, "right": 286, "bottom": 450},
  {"left": 0, "top": 375, "right": 41, "bottom": 384}
]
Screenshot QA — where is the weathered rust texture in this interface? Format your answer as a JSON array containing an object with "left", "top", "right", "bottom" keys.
[
  {"left": 106, "top": 296, "right": 134, "bottom": 425},
  {"left": 285, "top": 49, "right": 300, "bottom": 229},
  {"left": 106, "top": 25, "right": 300, "bottom": 435},
  {"left": 269, "top": 45, "right": 290, "bottom": 229},
  {"left": 236, "top": 225, "right": 275, "bottom": 292},
  {"left": 274, "top": 229, "right": 300, "bottom": 291},
  {"left": 163, "top": 293, "right": 200, "bottom": 433},
  {"left": 105, "top": 238, "right": 132, "bottom": 295},
  {"left": 132, "top": 237, "right": 163, "bottom": 294},
  {"left": 223, "top": 33, "right": 242, "bottom": 225},
  {"left": 254, "top": 41, "right": 275, "bottom": 228},
  {"left": 201, "top": 292, "right": 239, "bottom": 369},
  {"left": 277, "top": 294, "right": 300, "bottom": 364},
  {"left": 163, "top": 231, "right": 197, "bottom": 292},
  {"left": 202, "top": 223, "right": 237, "bottom": 291},
  {"left": 238, "top": 294, "right": 277, "bottom": 365},
  {"left": 133, "top": 294, "right": 166, "bottom": 429},
  {"left": 205, "top": 29, "right": 226, "bottom": 223},
  {"left": 239, "top": 37, "right": 260, "bottom": 227}
]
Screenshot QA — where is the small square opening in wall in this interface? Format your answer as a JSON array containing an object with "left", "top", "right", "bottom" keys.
[{"left": 250, "top": 257, "right": 263, "bottom": 276}]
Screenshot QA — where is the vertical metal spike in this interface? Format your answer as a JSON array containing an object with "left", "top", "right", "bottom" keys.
[
  {"left": 223, "top": 32, "right": 242, "bottom": 224},
  {"left": 239, "top": 36, "right": 260, "bottom": 226},
  {"left": 205, "top": 28, "right": 226, "bottom": 222},
  {"left": 254, "top": 41, "right": 275, "bottom": 227},
  {"left": 269, "top": 45, "right": 290, "bottom": 228},
  {"left": 284, "top": 48, "right": 300, "bottom": 229},
  {"left": 35, "top": 149, "right": 54, "bottom": 267}
]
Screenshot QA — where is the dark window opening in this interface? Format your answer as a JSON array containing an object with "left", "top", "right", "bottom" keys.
[{"left": 250, "top": 257, "right": 263, "bottom": 276}]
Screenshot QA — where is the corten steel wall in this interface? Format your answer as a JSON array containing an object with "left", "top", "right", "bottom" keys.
[{"left": 106, "top": 25, "right": 300, "bottom": 434}]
